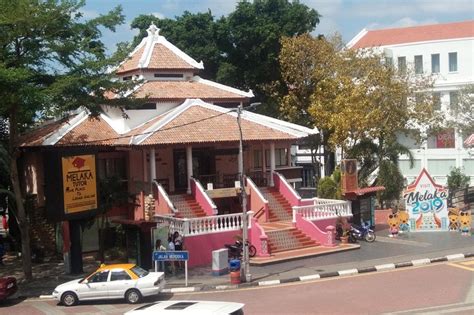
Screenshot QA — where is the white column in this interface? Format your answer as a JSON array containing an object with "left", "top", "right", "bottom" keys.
[
  {"left": 143, "top": 149, "right": 148, "bottom": 183},
  {"left": 186, "top": 146, "right": 193, "bottom": 194},
  {"left": 287, "top": 144, "right": 292, "bottom": 167},
  {"left": 270, "top": 142, "right": 276, "bottom": 187},
  {"left": 150, "top": 148, "right": 156, "bottom": 183}
]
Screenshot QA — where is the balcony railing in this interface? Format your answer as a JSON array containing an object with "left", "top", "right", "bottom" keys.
[
  {"left": 292, "top": 198, "right": 352, "bottom": 223},
  {"left": 155, "top": 212, "right": 253, "bottom": 237}
]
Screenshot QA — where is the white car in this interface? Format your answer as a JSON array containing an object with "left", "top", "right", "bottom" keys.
[
  {"left": 52, "top": 263, "right": 165, "bottom": 306},
  {"left": 125, "top": 300, "right": 245, "bottom": 315}
]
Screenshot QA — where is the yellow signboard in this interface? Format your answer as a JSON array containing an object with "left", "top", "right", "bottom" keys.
[{"left": 62, "top": 155, "right": 97, "bottom": 214}]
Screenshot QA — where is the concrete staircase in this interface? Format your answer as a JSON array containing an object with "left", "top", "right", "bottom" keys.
[
  {"left": 260, "top": 221, "right": 319, "bottom": 253},
  {"left": 169, "top": 194, "right": 206, "bottom": 218},
  {"left": 259, "top": 187, "right": 292, "bottom": 222}
]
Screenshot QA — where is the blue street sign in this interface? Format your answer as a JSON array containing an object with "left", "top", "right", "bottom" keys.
[{"left": 153, "top": 250, "right": 189, "bottom": 261}]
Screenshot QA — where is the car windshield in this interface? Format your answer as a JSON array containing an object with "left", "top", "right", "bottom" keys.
[{"left": 131, "top": 265, "right": 149, "bottom": 278}]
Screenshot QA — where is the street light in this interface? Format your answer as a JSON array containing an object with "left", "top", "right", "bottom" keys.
[{"left": 237, "top": 102, "right": 261, "bottom": 283}]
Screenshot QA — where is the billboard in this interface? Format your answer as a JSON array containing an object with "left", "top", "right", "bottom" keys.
[
  {"left": 62, "top": 155, "right": 97, "bottom": 214},
  {"left": 403, "top": 168, "right": 448, "bottom": 231}
]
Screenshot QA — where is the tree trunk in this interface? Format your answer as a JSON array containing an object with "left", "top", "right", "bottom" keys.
[
  {"left": 10, "top": 156, "right": 32, "bottom": 280},
  {"left": 8, "top": 107, "right": 32, "bottom": 280}
]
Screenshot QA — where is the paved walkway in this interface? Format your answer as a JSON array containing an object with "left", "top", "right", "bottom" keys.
[{"left": 0, "top": 227, "right": 472, "bottom": 298}]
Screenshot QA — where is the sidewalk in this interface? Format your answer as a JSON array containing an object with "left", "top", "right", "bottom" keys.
[{"left": 1, "top": 227, "right": 472, "bottom": 298}]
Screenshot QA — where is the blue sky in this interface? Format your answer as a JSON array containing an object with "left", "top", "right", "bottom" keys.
[{"left": 83, "top": 0, "right": 474, "bottom": 52}]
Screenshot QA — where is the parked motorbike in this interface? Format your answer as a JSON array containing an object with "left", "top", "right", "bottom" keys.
[
  {"left": 225, "top": 240, "right": 257, "bottom": 259},
  {"left": 349, "top": 222, "right": 376, "bottom": 243}
]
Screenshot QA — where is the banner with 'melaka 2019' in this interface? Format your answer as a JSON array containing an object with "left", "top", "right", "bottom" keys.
[
  {"left": 62, "top": 155, "right": 97, "bottom": 214},
  {"left": 403, "top": 168, "right": 448, "bottom": 231}
]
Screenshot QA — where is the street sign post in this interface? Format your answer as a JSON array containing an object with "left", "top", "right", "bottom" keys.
[{"left": 153, "top": 251, "right": 189, "bottom": 286}]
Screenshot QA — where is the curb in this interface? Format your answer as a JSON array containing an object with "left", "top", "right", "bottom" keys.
[{"left": 162, "top": 252, "right": 474, "bottom": 293}]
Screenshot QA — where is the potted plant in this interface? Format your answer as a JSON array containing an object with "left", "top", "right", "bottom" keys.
[{"left": 340, "top": 228, "right": 350, "bottom": 244}]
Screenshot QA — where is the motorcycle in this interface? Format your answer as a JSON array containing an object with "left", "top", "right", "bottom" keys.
[
  {"left": 225, "top": 240, "right": 257, "bottom": 259},
  {"left": 349, "top": 221, "right": 376, "bottom": 243}
]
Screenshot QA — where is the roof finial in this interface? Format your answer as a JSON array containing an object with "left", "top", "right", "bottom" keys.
[{"left": 147, "top": 22, "right": 160, "bottom": 36}]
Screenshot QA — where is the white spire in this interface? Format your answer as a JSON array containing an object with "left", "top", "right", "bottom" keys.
[{"left": 146, "top": 23, "right": 160, "bottom": 37}]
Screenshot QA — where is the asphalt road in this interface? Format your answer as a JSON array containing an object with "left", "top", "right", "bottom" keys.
[{"left": 2, "top": 258, "right": 473, "bottom": 315}]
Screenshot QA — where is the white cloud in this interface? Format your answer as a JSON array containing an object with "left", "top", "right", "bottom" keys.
[
  {"left": 152, "top": 12, "right": 165, "bottom": 19},
  {"left": 366, "top": 17, "right": 440, "bottom": 30}
]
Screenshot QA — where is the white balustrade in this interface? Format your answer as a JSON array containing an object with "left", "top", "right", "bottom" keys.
[
  {"left": 155, "top": 212, "right": 253, "bottom": 236},
  {"left": 293, "top": 198, "right": 352, "bottom": 223}
]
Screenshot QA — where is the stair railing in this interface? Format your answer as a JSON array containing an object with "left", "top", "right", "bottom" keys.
[
  {"left": 190, "top": 177, "right": 218, "bottom": 216},
  {"left": 246, "top": 177, "right": 269, "bottom": 222},
  {"left": 273, "top": 171, "right": 301, "bottom": 207},
  {"left": 153, "top": 180, "right": 177, "bottom": 215}
]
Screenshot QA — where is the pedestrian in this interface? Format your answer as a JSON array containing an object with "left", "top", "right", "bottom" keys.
[
  {"left": 167, "top": 236, "right": 176, "bottom": 274},
  {"left": 173, "top": 231, "right": 184, "bottom": 269},
  {"left": 155, "top": 239, "right": 166, "bottom": 271}
]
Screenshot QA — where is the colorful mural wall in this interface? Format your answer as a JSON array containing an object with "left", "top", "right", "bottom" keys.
[{"left": 403, "top": 168, "right": 449, "bottom": 231}]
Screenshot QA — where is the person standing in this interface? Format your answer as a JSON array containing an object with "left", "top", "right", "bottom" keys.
[
  {"left": 167, "top": 236, "right": 175, "bottom": 274},
  {"left": 155, "top": 239, "right": 166, "bottom": 271}
]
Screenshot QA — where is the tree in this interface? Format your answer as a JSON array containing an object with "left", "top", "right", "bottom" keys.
[
  {"left": 0, "top": 0, "right": 134, "bottom": 279},
  {"left": 377, "top": 160, "right": 405, "bottom": 208},
  {"left": 445, "top": 84, "right": 474, "bottom": 138},
  {"left": 447, "top": 167, "right": 470, "bottom": 194}
]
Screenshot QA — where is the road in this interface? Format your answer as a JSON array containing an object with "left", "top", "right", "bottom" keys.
[{"left": 1, "top": 259, "right": 473, "bottom": 315}]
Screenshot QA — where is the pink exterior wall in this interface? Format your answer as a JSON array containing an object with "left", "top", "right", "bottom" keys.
[
  {"left": 128, "top": 150, "right": 143, "bottom": 191},
  {"left": 274, "top": 172, "right": 301, "bottom": 207},
  {"left": 295, "top": 214, "right": 336, "bottom": 247},
  {"left": 184, "top": 231, "right": 239, "bottom": 267},
  {"left": 246, "top": 178, "right": 269, "bottom": 223},
  {"left": 190, "top": 178, "right": 216, "bottom": 216}
]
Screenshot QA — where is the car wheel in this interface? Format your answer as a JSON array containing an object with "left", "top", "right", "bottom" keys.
[
  {"left": 125, "top": 289, "right": 142, "bottom": 304},
  {"left": 61, "top": 291, "right": 78, "bottom": 306}
]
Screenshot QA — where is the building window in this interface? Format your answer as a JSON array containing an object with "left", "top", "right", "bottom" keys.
[
  {"left": 432, "top": 92, "right": 441, "bottom": 110},
  {"left": 449, "top": 91, "right": 459, "bottom": 109},
  {"left": 154, "top": 73, "right": 184, "bottom": 78},
  {"left": 427, "top": 129, "right": 455, "bottom": 149},
  {"left": 448, "top": 52, "right": 457, "bottom": 72},
  {"left": 122, "top": 76, "right": 132, "bottom": 81},
  {"left": 253, "top": 150, "right": 262, "bottom": 168},
  {"left": 414, "top": 55, "right": 423, "bottom": 74},
  {"left": 431, "top": 54, "right": 440, "bottom": 73},
  {"left": 98, "top": 157, "right": 126, "bottom": 180},
  {"left": 397, "top": 56, "right": 406, "bottom": 75},
  {"left": 302, "top": 166, "right": 316, "bottom": 187},
  {"left": 385, "top": 57, "right": 393, "bottom": 67},
  {"left": 264, "top": 148, "right": 288, "bottom": 167}
]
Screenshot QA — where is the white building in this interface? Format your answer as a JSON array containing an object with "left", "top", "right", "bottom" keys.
[{"left": 348, "top": 20, "right": 474, "bottom": 186}]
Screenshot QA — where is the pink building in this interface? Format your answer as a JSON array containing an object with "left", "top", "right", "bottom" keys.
[{"left": 19, "top": 25, "right": 351, "bottom": 270}]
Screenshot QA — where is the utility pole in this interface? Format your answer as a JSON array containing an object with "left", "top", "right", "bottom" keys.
[{"left": 237, "top": 104, "right": 251, "bottom": 283}]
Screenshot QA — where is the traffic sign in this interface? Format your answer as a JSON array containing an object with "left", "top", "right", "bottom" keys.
[{"left": 153, "top": 250, "right": 189, "bottom": 261}]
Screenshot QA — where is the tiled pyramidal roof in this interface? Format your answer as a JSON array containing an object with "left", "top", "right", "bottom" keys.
[{"left": 116, "top": 23, "right": 204, "bottom": 74}]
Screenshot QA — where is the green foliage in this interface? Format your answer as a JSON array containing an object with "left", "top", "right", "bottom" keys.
[
  {"left": 447, "top": 167, "right": 470, "bottom": 193},
  {"left": 317, "top": 176, "right": 337, "bottom": 199},
  {"left": 317, "top": 168, "right": 342, "bottom": 199},
  {"left": 377, "top": 160, "right": 405, "bottom": 207}
]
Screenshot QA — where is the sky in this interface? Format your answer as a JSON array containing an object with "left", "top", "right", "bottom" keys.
[{"left": 83, "top": 0, "right": 474, "bottom": 52}]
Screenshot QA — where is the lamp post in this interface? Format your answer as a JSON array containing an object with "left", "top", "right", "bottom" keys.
[{"left": 236, "top": 102, "right": 261, "bottom": 283}]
